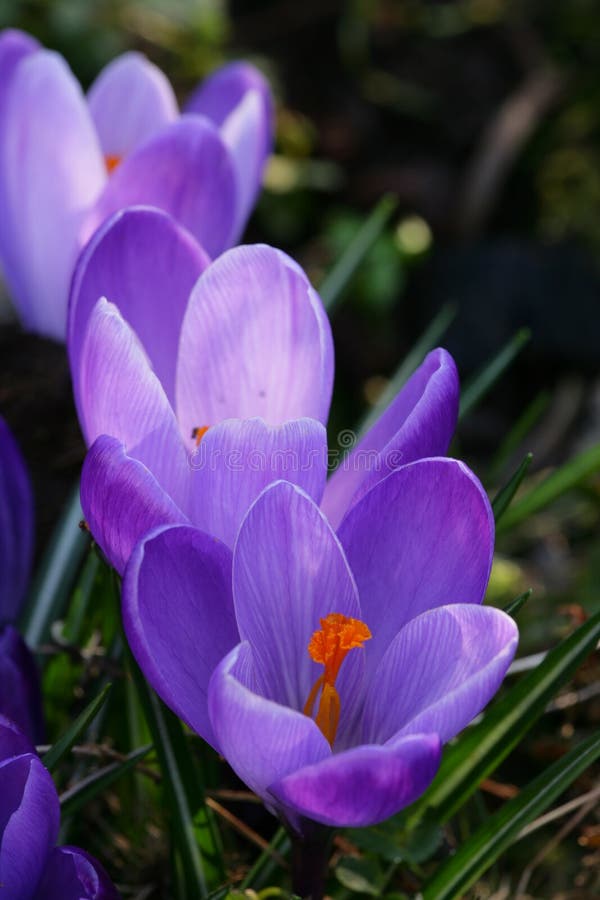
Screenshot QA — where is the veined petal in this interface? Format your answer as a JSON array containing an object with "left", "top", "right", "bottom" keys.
[
  {"left": 34, "top": 846, "right": 119, "bottom": 899},
  {"left": 69, "top": 206, "right": 209, "bottom": 408},
  {"left": 81, "top": 436, "right": 188, "bottom": 575},
  {"left": 208, "top": 642, "right": 330, "bottom": 810},
  {"left": 176, "top": 245, "right": 333, "bottom": 431},
  {"left": 338, "top": 458, "right": 494, "bottom": 679},
  {"left": 0, "top": 416, "right": 33, "bottom": 624},
  {"left": 77, "top": 299, "right": 190, "bottom": 513},
  {"left": 0, "top": 753, "right": 59, "bottom": 899},
  {"left": 88, "top": 51, "right": 178, "bottom": 160},
  {"left": 185, "top": 61, "right": 272, "bottom": 129},
  {"left": 188, "top": 417, "right": 328, "bottom": 547},
  {"left": 87, "top": 116, "right": 237, "bottom": 259},
  {"left": 362, "top": 605, "right": 518, "bottom": 744},
  {"left": 233, "top": 481, "right": 361, "bottom": 715},
  {"left": 186, "top": 62, "right": 273, "bottom": 240},
  {"left": 322, "top": 349, "right": 459, "bottom": 528},
  {"left": 0, "top": 50, "right": 105, "bottom": 340},
  {"left": 269, "top": 733, "right": 441, "bottom": 829},
  {"left": 0, "top": 627, "right": 44, "bottom": 744},
  {"left": 122, "top": 524, "right": 237, "bottom": 750}
]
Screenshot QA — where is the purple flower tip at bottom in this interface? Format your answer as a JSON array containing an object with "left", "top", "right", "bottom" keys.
[{"left": 0, "top": 716, "right": 120, "bottom": 899}]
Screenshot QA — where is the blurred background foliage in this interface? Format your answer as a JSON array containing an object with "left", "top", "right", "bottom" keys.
[{"left": 1, "top": 1, "right": 599, "bottom": 898}]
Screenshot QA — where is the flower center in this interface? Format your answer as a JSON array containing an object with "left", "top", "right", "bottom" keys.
[
  {"left": 105, "top": 154, "right": 121, "bottom": 174},
  {"left": 303, "top": 613, "right": 371, "bottom": 747},
  {"left": 191, "top": 425, "right": 210, "bottom": 446}
]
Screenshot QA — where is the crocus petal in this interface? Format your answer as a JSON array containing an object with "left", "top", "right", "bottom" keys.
[
  {"left": 233, "top": 481, "right": 361, "bottom": 715},
  {"left": 186, "top": 62, "right": 273, "bottom": 240},
  {"left": 208, "top": 642, "right": 330, "bottom": 809},
  {"left": 69, "top": 206, "right": 209, "bottom": 408},
  {"left": 81, "top": 436, "right": 188, "bottom": 575},
  {"left": 269, "top": 733, "right": 441, "bottom": 829},
  {"left": 0, "top": 416, "right": 33, "bottom": 624},
  {"left": 88, "top": 51, "right": 178, "bottom": 160},
  {"left": 77, "top": 299, "right": 190, "bottom": 512},
  {"left": 122, "top": 524, "right": 237, "bottom": 750},
  {"left": 0, "top": 754, "right": 59, "bottom": 899},
  {"left": 34, "top": 846, "right": 119, "bottom": 899},
  {"left": 322, "top": 349, "right": 459, "bottom": 528},
  {"left": 189, "top": 417, "right": 327, "bottom": 547},
  {"left": 87, "top": 116, "right": 237, "bottom": 259},
  {"left": 0, "top": 29, "right": 39, "bottom": 123},
  {"left": 338, "top": 458, "right": 494, "bottom": 679},
  {"left": 362, "top": 605, "right": 518, "bottom": 745},
  {"left": 0, "top": 716, "right": 34, "bottom": 761},
  {"left": 0, "top": 626, "right": 44, "bottom": 744},
  {"left": 176, "top": 245, "right": 333, "bottom": 432},
  {"left": 185, "top": 61, "right": 272, "bottom": 130},
  {"left": 0, "top": 50, "right": 105, "bottom": 339}
]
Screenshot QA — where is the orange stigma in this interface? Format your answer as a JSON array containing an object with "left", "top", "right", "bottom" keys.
[
  {"left": 303, "top": 613, "right": 371, "bottom": 746},
  {"left": 105, "top": 154, "right": 121, "bottom": 174},
  {"left": 191, "top": 425, "right": 210, "bottom": 447}
]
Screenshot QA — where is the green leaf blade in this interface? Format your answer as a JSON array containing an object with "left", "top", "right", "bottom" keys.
[
  {"left": 422, "top": 731, "right": 600, "bottom": 900},
  {"left": 60, "top": 744, "right": 152, "bottom": 817},
  {"left": 42, "top": 683, "right": 112, "bottom": 772},
  {"left": 130, "top": 656, "right": 223, "bottom": 896},
  {"left": 320, "top": 194, "right": 398, "bottom": 313}
]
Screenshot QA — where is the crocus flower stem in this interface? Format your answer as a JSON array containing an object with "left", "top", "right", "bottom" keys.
[{"left": 290, "top": 827, "right": 333, "bottom": 900}]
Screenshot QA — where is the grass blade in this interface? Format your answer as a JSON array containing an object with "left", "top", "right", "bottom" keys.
[
  {"left": 497, "top": 441, "right": 600, "bottom": 533},
  {"left": 42, "top": 683, "right": 112, "bottom": 772},
  {"left": 320, "top": 194, "right": 398, "bottom": 313},
  {"left": 503, "top": 589, "right": 532, "bottom": 618},
  {"left": 491, "top": 453, "right": 533, "bottom": 523},
  {"left": 459, "top": 329, "right": 530, "bottom": 420},
  {"left": 130, "top": 656, "right": 223, "bottom": 896},
  {"left": 422, "top": 731, "right": 600, "bottom": 900},
  {"left": 240, "top": 826, "right": 290, "bottom": 890},
  {"left": 406, "top": 610, "right": 600, "bottom": 825},
  {"left": 488, "top": 390, "right": 550, "bottom": 481},
  {"left": 20, "top": 483, "right": 88, "bottom": 648},
  {"left": 60, "top": 744, "right": 152, "bottom": 817},
  {"left": 358, "top": 303, "right": 456, "bottom": 438}
]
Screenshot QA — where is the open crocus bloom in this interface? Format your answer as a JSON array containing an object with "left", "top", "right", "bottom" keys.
[
  {"left": 123, "top": 463, "right": 518, "bottom": 832},
  {"left": 70, "top": 212, "right": 333, "bottom": 573},
  {"left": 0, "top": 416, "right": 43, "bottom": 743},
  {"left": 0, "top": 716, "right": 119, "bottom": 898},
  {"left": 71, "top": 207, "right": 458, "bottom": 574},
  {"left": 0, "top": 28, "right": 273, "bottom": 340}
]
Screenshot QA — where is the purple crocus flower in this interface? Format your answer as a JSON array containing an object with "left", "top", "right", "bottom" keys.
[
  {"left": 70, "top": 207, "right": 457, "bottom": 575},
  {"left": 0, "top": 715, "right": 119, "bottom": 898},
  {"left": 122, "top": 464, "right": 518, "bottom": 832},
  {"left": 0, "top": 416, "right": 43, "bottom": 743},
  {"left": 0, "top": 28, "right": 273, "bottom": 340},
  {"left": 69, "top": 209, "right": 333, "bottom": 574}
]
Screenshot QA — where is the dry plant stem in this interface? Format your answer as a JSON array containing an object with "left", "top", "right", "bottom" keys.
[
  {"left": 515, "top": 791, "right": 599, "bottom": 898},
  {"left": 291, "top": 831, "right": 332, "bottom": 900},
  {"left": 205, "top": 797, "right": 288, "bottom": 869}
]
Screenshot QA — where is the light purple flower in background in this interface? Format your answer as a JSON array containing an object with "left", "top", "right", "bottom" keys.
[
  {"left": 70, "top": 207, "right": 458, "bottom": 575},
  {"left": 0, "top": 416, "right": 43, "bottom": 743},
  {"left": 0, "top": 716, "right": 119, "bottom": 899},
  {"left": 0, "top": 28, "right": 273, "bottom": 340},
  {"left": 70, "top": 209, "right": 334, "bottom": 574},
  {"left": 122, "top": 464, "right": 518, "bottom": 832}
]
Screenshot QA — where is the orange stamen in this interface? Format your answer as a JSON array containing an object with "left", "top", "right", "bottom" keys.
[
  {"left": 303, "top": 613, "right": 371, "bottom": 746},
  {"left": 191, "top": 425, "right": 210, "bottom": 447},
  {"left": 105, "top": 154, "right": 121, "bottom": 174}
]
